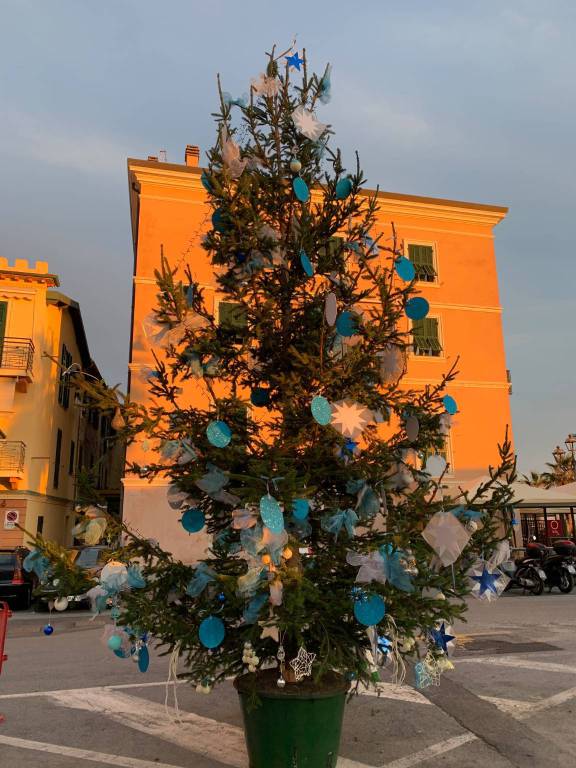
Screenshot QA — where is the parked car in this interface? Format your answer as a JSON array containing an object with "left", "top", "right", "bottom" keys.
[
  {"left": 36, "top": 545, "right": 110, "bottom": 610},
  {"left": 0, "top": 547, "right": 36, "bottom": 610}
]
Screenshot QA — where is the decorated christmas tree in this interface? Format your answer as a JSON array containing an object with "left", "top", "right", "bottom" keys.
[{"left": 28, "top": 46, "right": 516, "bottom": 704}]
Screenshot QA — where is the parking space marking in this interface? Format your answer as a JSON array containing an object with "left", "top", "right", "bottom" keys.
[
  {"left": 0, "top": 734, "right": 187, "bottom": 768},
  {"left": 339, "top": 734, "right": 477, "bottom": 768},
  {"left": 457, "top": 655, "right": 576, "bottom": 674},
  {"left": 48, "top": 688, "right": 248, "bottom": 768},
  {"left": 483, "top": 684, "right": 576, "bottom": 719}
]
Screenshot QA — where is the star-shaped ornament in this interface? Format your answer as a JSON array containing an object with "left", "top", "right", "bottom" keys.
[
  {"left": 430, "top": 623, "right": 455, "bottom": 654},
  {"left": 422, "top": 511, "right": 471, "bottom": 567},
  {"left": 251, "top": 73, "right": 281, "bottom": 97},
  {"left": 285, "top": 51, "right": 304, "bottom": 70},
  {"left": 289, "top": 646, "right": 316, "bottom": 681},
  {"left": 471, "top": 567, "right": 499, "bottom": 596},
  {"left": 468, "top": 559, "right": 509, "bottom": 601},
  {"left": 330, "top": 400, "right": 373, "bottom": 439},
  {"left": 292, "top": 105, "right": 328, "bottom": 141}
]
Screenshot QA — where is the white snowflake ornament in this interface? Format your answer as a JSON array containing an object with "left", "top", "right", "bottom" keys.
[
  {"left": 422, "top": 511, "right": 471, "bottom": 567},
  {"left": 289, "top": 646, "right": 316, "bottom": 681},
  {"left": 292, "top": 105, "right": 328, "bottom": 141},
  {"left": 251, "top": 73, "right": 281, "bottom": 97}
]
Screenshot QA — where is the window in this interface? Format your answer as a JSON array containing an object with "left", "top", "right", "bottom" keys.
[
  {"left": 412, "top": 318, "right": 442, "bottom": 357},
  {"left": 58, "top": 344, "right": 73, "bottom": 408},
  {"left": 53, "top": 428, "right": 62, "bottom": 488},
  {"left": 408, "top": 244, "right": 436, "bottom": 283},
  {"left": 36, "top": 516, "right": 44, "bottom": 535},
  {"left": 218, "top": 301, "right": 247, "bottom": 343},
  {"left": 69, "top": 440, "right": 75, "bottom": 475}
]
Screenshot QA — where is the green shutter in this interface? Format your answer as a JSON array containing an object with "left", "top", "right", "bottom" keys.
[
  {"left": 408, "top": 244, "right": 436, "bottom": 281},
  {"left": 412, "top": 318, "right": 442, "bottom": 355}
]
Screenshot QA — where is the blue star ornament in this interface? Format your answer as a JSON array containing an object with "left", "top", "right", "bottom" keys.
[
  {"left": 431, "top": 623, "right": 455, "bottom": 654},
  {"left": 286, "top": 52, "right": 304, "bottom": 70},
  {"left": 471, "top": 566, "right": 500, "bottom": 596}
]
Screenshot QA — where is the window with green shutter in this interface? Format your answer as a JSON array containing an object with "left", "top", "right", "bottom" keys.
[
  {"left": 218, "top": 301, "right": 247, "bottom": 343},
  {"left": 412, "top": 318, "right": 442, "bottom": 357},
  {"left": 408, "top": 244, "right": 436, "bottom": 282}
]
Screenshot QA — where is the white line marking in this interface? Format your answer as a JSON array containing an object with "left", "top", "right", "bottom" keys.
[
  {"left": 357, "top": 682, "right": 431, "bottom": 705},
  {"left": 457, "top": 656, "right": 576, "bottom": 674},
  {"left": 482, "top": 685, "right": 576, "bottom": 719},
  {"left": 0, "top": 734, "right": 187, "bottom": 768},
  {"left": 0, "top": 679, "right": 188, "bottom": 700},
  {"left": 48, "top": 688, "right": 248, "bottom": 768},
  {"left": 339, "top": 734, "right": 477, "bottom": 768}
]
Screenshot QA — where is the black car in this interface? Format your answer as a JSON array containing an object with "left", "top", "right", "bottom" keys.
[
  {"left": 36, "top": 545, "right": 110, "bottom": 610},
  {"left": 0, "top": 548, "right": 35, "bottom": 610}
]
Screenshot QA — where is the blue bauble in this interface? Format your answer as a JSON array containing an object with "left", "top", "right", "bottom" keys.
[
  {"left": 260, "top": 494, "right": 285, "bottom": 534},
  {"left": 293, "top": 177, "right": 310, "bottom": 203},
  {"left": 335, "top": 177, "right": 353, "bottom": 200},
  {"left": 395, "top": 257, "right": 416, "bottom": 282},
  {"left": 300, "top": 250, "right": 314, "bottom": 277},
  {"left": 206, "top": 420, "right": 232, "bottom": 448},
  {"left": 108, "top": 634, "right": 123, "bottom": 652},
  {"left": 354, "top": 594, "right": 386, "bottom": 626},
  {"left": 138, "top": 645, "right": 150, "bottom": 673},
  {"left": 43, "top": 624, "right": 54, "bottom": 636},
  {"left": 335, "top": 311, "right": 357, "bottom": 337},
  {"left": 212, "top": 208, "right": 226, "bottom": 232},
  {"left": 292, "top": 499, "right": 310, "bottom": 521},
  {"left": 251, "top": 387, "right": 270, "bottom": 407},
  {"left": 405, "top": 297, "right": 429, "bottom": 320},
  {"left": 181, "top": 508, "right": 205, "bottom": 533},
  {"left": 199, "top": 615, "right": 225, "bottom": 649},
  {"left": 443, "top": 395, "right": 458, "bottom": 415},
  {"left": 311, "top": 396, "right": 332, "bottom": 425}
]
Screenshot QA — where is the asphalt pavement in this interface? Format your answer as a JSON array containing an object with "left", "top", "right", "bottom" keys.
[{"left": 1, "top": 592, "right": 576, "bottom": 767}]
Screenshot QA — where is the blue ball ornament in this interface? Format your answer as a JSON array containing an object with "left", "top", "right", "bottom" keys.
[
  {"left": 335, "top": 311, "right": 358, "bottom": 337},
  {"left": 442, "top": 395, "right": 458, "bottom": 415},
  {"left": 395, "top": 257, "right": 416, "bottom": 282},
  {"left": 335, "top": 177, "right": 353, "bottom": 200},
  {"left": 250, "top": 387, "right": 270, "bottom": 407},
  {"left": 300, "top": 250, "right": 314, "bottom": 277},
  {"left": 211, "top": 208, "right": 227, "bottom": 232},
  {"left": 206, "top": 420, "right": 232, "bottom": 448},
  {"left": 108, "top": 634, "right": 123, "bottom": 652},
  {"left": 405, "top": 297, "right": 429, "bottom": 320},
  {"left": 180, "top": 507, "right": 205, "bottom": 533},
  {"left": 311, "top": 395, "right": 332, "bottom": 425},
  {"left": 354, "top": 594, "right": 386, "bottom": 627},
  {"left": 43, "top": 624, "right": 54, "bottom": 636},
  {"left": 138, "top": 645, "right": 150, "bottom": 673},
  {"left": 292, "top": 498, "right": 310, "bottom": 520},
  {"left": 199, "top": 615, "right": 225, "bottom": 649},
  {"left": 292, "top": 177, "right": 310, "bottom": 203}
]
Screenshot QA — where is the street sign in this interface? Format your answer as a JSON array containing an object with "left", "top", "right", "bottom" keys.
[{"left": 3, "top": 510, "right": 19, "bottom": 530}]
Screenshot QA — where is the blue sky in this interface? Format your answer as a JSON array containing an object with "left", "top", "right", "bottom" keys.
[{"left": 0, "top": 0, "right": 574, "bottom": 473}]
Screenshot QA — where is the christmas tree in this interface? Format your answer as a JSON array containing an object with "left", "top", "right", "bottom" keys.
[{"left": 28, "top": 45, "right": 516, "bottom": 694}]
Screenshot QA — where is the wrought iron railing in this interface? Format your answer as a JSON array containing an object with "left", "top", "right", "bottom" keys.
[
  {"left": 0, "top": 338, "right": 34, "bottom": 373},
  {"left": 0, "top": 441, "right": 25, "bottom": 474}
]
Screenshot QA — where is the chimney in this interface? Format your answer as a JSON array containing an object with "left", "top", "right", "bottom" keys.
[{"left": 185, "top": 145, "right": 200, "bottom": 167}]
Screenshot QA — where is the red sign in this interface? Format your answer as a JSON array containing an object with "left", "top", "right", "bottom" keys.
[{"left": 547, "top": 518, "right": 564, "bottom": 538}]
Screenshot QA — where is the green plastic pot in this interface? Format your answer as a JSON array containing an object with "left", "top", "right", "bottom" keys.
[{"left": 235, "top": 671, "right": 348, "bottom": 768}]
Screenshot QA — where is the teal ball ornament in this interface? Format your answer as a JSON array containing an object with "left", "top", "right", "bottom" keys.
[
  {"left": 108, "top": 634, "right": 123, "bottom": 652},
  {"left": 335, "top": 177, "right": 353, "bottom": 200},
  {"left": 260, "top": 494, "right": 285, "bottom": 534},
  {"left": 293, "top": 177, "right": 310, "bottom": 203},
  {"left": 354, "top": 594, "right": 386, "bottom": 627},
  {"left": 292, "top": 498, "right": 310, "bottom": 521},
  {"left": 206, "top": 420, "right": 232, "bottom": 447},
  {"left": 290, "top": 158, "right": 302, "bottom": 173},
  {"left": 405, "top": 297, "right": 429, "bottom": 320},
  {"left": 311, "top": 395, "right": 332, "bottom": 425},
  {"left": 199, "top": 615, "right": 225, "bottom": 649},
  {"left": 181, "top": 507, "right": 205, "bottom": 533}
]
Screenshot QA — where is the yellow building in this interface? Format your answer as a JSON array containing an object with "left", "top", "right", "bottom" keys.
[
  {"left": 0, "top": 258, "right": 106, "bottom": 549},
  {"left": 123, "top": 147, "right": 512, "bottom": 561}
]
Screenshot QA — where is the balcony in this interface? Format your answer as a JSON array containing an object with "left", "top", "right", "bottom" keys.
[
  {"left": 0, "top": 338, "right": 34, "bottom": 377},
  {"left": 0, "top": 440, "right": 25, "bottom": 489}
]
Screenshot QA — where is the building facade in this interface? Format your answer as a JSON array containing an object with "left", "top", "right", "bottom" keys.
[
  {"left": 125, "top": 148, "right": 512, "bottom": 561},
  {"left": 0, "top": 258, "right": 121, "bottom": 549}
]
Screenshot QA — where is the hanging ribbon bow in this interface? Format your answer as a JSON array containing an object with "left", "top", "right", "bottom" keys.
[
  {"left": 346, "top": 550, "right": 387, "bottom": 584},
  {"left": 222, "top": 91, "right": 248, "bottom": 108},
  {"left": 186, "top": 562, "right": 217, "bottom": 598},
  {"left": 379, "top": 544, "right": 415, "bottom": 593},
  {"left": 321, "top": 508, "right": 358, "bottom": 540}
]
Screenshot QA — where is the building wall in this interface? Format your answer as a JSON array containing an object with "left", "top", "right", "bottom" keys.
[
  {"left": 0, "top": 260, "right": 96, "bottom": 548},
  {"left": 124, "top": 156, "right": 512, "bottom": 561}
]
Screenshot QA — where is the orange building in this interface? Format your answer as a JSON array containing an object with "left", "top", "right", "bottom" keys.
[{"left": 125, "top": 147, "right": 512, "bottom": 560}]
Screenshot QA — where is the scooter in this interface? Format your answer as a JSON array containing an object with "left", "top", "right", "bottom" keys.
[
  {"left": 501, "top": 555, "right": 546, "bottom": 595},
  {"left": 523, "top": 541, "right": 575, "bottom": 594}
]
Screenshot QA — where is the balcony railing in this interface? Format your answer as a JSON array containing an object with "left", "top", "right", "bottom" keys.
[
  {"left": 0, "top": 441, "right": 25, "bottom": 474},
  {"left": 0, "top": 338, "right": 34, "bottom": 373}
]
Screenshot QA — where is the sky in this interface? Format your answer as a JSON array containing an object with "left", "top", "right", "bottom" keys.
[{"left": 0, "top": 0, "right": 574, "bottom": 474}]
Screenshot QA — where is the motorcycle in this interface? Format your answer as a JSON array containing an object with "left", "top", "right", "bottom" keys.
[{"left": 523, "top": 541, "right": 575, "bottom": 594}]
